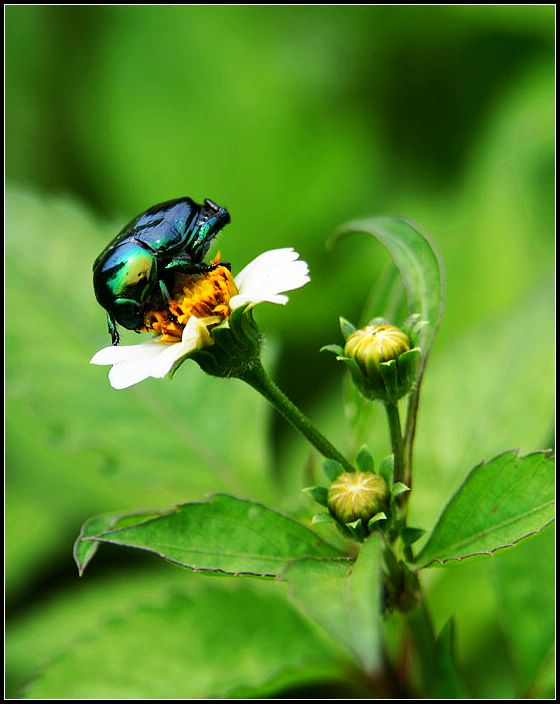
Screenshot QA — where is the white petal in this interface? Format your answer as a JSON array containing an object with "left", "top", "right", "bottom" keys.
[
  {"left": 229, "top": 293, "right": 288, "bottom": 309},
  {"left": 90, "top": 341, "right": 164, "bottom": 365},
  {"left": 233, "top": 248, "right": 310, "bottom": 307},
  {"left": 108, "top": 356, "right": 163, "bottom": 389}
]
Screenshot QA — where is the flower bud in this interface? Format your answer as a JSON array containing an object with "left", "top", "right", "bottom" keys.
[
  {"left": 340, "top": 323, "right": 421, "bottom": 403},
  {"left": 345, "top": 323, "right": 409, "bottom": 372},
  {"left": 327, "top": 471, "right": 388, "bottom": 525}
]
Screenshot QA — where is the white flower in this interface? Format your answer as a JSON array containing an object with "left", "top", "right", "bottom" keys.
[{"left": 90, "top": 248, "right": 310, "bottom": 389}]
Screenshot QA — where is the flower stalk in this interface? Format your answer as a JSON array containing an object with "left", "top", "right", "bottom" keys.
[
  {"left": 239, "top": 360, "right": 355, "bottom": 473},
  {"left": 384, "top": 400, "right": 405, "bottom": 485}
]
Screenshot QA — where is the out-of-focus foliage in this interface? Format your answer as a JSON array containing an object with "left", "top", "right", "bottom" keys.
[{"left": 6, "top": 5, "right": 554, "bottom": 699}]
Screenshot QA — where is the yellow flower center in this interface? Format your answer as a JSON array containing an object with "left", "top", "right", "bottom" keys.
[{"left": 141, "top": 256, "right": 239, "bottom": 342}]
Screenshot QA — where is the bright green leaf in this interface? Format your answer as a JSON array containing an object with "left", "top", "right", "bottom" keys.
[
  {"left": 330, "top": 216, "right": 445, "bottom": 356},
  {"left": 23, "top": 582, "right": 344, "bottom": 699},
  {"left": 285, "top": 535, "right": 383, "bottom": 674},
  {"left": 86, "top": 494, "right": 343, "bottom": 576},
  {"left": 416, "top": 451, "right": 555, "bottom": 567},
  {"left": 73, "top": 511, "right": 160, "bottom": 576}
]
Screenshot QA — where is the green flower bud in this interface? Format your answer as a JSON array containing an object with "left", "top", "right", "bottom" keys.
[
  {"left": 339, "top": 322, "right": 421, "bottom": 403},
  {"left": 327, "top": 471, "right": 389, "bottom": 525},
  {"left": 345, "top": 323, "right": 410, "bottom": 374}
]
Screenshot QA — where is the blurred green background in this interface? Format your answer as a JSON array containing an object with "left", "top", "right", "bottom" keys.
[{"left": 6, "top": 5, "right": 555, "bottom": 699}]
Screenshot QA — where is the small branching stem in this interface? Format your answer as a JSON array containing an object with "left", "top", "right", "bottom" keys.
[
  {"left": 239, "top": 360, "right": 355, "bottom": 473},
  {"left": 384, "top": 401, "right": 405, "bottom": 485}
]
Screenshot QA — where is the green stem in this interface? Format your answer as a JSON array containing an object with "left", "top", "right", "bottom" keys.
[
  {"left": 239, "top": 360, "right": 355, "bottom": 473},
  {"left": 384, "top": 401, "right": 405, "bottom": 484}
]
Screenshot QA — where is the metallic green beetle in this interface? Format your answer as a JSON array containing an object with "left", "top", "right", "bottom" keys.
[{"left": 93, "top": 197, "right": 230, "bottom": 345}]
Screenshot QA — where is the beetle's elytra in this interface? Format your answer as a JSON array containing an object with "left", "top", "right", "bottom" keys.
[{"left": 93, "top": 197, "right": 231, "bottom": 345}]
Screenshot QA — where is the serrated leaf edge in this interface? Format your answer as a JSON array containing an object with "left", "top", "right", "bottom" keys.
[{"left": 416, "top": 449, "right": 555, "bottom": 568}]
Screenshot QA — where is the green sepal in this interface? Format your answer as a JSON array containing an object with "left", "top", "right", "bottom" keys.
[
  {"left": 302, "top": 485, "right": 329, "bottom": 507},
  {"left": 392, "top": 482, "right": 410, "bottom": 498},
  {"left": 323, "top": 458, "right": 346, "bottom": 480},
  {"left": 339, "top": 317, "right": 356, "bottom": 340},
  {"left": 378, "top": 359, "right": 399, "bottom": 403},
  {"left": 378, "top": 455, "right": 395, "bottom": 485},
  {"left": 396, "top": 347, "right": 421, "bottom": 392},
  {"left": 189, "top": 304, "right": 262, "bottom": 379},
  {"left": 401, "top": 527, "right": 426, "bottom": 547},
  {"left": 320, "top": 343, "right": 344, "bottom": 356},
  {"left": 311, "top": 512, "right": 336, "bottom": 525},
  {"left": 367, "top": 512, "right": 387, "bottom": 532},
  {"left": 345, "top": 519, "right": 367, "bottom": 542},
  {"left": 355, "top": 445, "right": 374, "bottom": 473}
]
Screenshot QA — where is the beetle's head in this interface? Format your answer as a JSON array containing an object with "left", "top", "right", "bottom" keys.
[{"left": 111, "top": 298, "right": 145, "bottom": 330}]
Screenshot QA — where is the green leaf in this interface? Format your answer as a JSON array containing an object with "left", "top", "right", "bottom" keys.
[
  {"left": 331, "top": 216, "right": 445, "bottom": 356},
  {"left": 73, "top": 511, "right": 160, "bottom": 577},
  {"left": 415, "top": 451, "right": 555, "bottom": 567},
  {"left": 359, "top": 263, "right": 407, "bottom": 329},
  {"left": 285, "top": 535, "right": 383, "bottom": 674},
  {"left": 430, "top": 620, "right": 465, "bottom": 698},
  {"left": 401, "top": 527, "right": 426, "bottom": 547},
  {"left": 22, "top": 582, "right": 344, "bottom": 699},
  {"left": 85, "top": 494, "right": 343, "bottom": 576},
  {"left": 491, "top": 524, "right": 555, "bottom": 694}
]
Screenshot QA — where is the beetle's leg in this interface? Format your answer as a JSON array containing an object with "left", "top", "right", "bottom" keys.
[
  {"left": 159, "top": 279, "right": 171, "bottom": 304},
  {"left": 107, "top": 313, "right": 120, "bottom": 346},
  {"left": 165, "top": 259, "right": 220, "bottom": 275}
]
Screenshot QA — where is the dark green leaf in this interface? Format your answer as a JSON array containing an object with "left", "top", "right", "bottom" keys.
[
  {"left": 401, "top": 527, "right": 426, "bottom": 547},
  {"left": 430, "top": 620, "right": 465, "bottom": 698},
  {"left": 285, "top": 535, "right": 382, "bottom": 674},
  {"left": 22, "top": 582, "right": 344, "bottom": 699},
  {"left": 416, "top": 451, "right": 555, "bottom": 567},
  {"left": 87, "top": 494, "right": 343, "bottom": 576}
]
